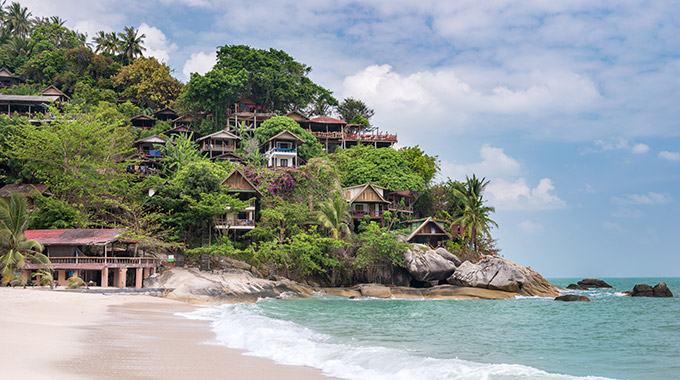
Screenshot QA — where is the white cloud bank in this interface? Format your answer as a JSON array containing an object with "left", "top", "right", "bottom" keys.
[
  {"left": 182, "top": 51, "right": 217, "bottom": 79},
  {"left": 138, "top": 23, "right": 177, "bottom": 63},
  {"left": 612, "top": 192, "right": 672, "bottom": 205},
  {"left": 440, "top": 144, "right": 520, "bottom": 180},
  {"left": 658, "top": 151, "right": 680, "bottom": 162},
  {"left": 593, "top": 138, "right": 649, "bottom": 154}
]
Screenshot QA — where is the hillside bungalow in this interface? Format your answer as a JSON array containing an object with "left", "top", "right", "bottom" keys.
[
  {"left": 216, "top": 169, "right": 262, "bottom": 232},
  {"left": 212, "top": 151, "right": 245, "bottom": 164},
  {"left": 0, "top": 183, "right": 49, "bottom": 209},
  {"left": 162, "top": 124, "right": 199, "bottom": 140},
  {"left": 39, "top": 85, "right": 70, "bottom": 103},
  {"left": 21, "top": 229, "right": 157, "bottom": 288},
  {"left": 172, "top": 115, "right": 195, "bottom": 129},
  {"left": 128, "top": 135, "right": 167, "bottom": 175},
  {"left": 0, "top": 67, "right": 22, "bottom": 87},
  {"left": 260, "top": 129, "right": 304, "bottom": 168},
  {"left": 295, "top": 115, "right": 398, "bottom": 152},
  {"left": 153, "top": 107, "right": 179, "bottom": 121},
  {"left": 343, "top": 183, "right": 391, "bottom": 224},
  {"left": 196, "top": 129, "right": 241, "bottom": 159},
  {"left": 130, "top": 114, "right": 157, "bottom": 130},
  {"left": 227, "top": 97, "right": 275, "bottom": 132},
  {"left": 406, "top": 217, "right": 454, "bottom": 247},
  {"left": 386, "top": 190, "right": 416, "bottom": 214}
]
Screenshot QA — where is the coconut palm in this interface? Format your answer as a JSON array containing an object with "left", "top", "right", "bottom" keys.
[
  {"left": 4, "top": 2, "right": 32, "bottom": 38},
  {"left": 118, "top": 26, "right": 145, "bottom": 64},
  {"left": 452, "top": 175, "right": 498, "bottom": 259},
  {"left": 94, "top": 30, "right": 120, "bottom": 55},
  {"left": 316, "top": 198, "right": 352, "bottom": 239},
  {"left": 0, "top": 193, "right": 51, "bottom": 283}
]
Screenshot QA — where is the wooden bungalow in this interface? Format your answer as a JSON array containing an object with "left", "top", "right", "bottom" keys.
[
  {"left": 20, "top": 229, "right": 157, "bottom": 288},
  {"left": 343, "top": 183, "right": 391, "bottom": 224},
  {"left": 162, "top": 124, "right": 199, "bottom": 141},
  {"left": 39, "top": 85, "right": 70, "bottom": 103},
  {"left": 296, "top": 115, "right": 398, "bottom": 152},
  {"left": 196, "top": 129, "right": 241, "bottom": 159},
  {"left": 260, "top": 129, "right": 304, "bottom": 168},
  {"left": 386, "top": 190, "right": 416, "bottom": 214},
  {"left": 130, "top": 114, "right": 157, "bottom": 130},
  {"left": 134, "top": 134, "right": 167, "bottom": 158},
  {"left": 212, "top": 151, "right": 246, "bottom": 164},
  {"left": 216, "top": 169, "right": 262, "bottom": 231},
  {"left": 226, "top": 97, "right": 275, "bottom": 132},
  {"left": 0, "top": 183, "right": 49, "bottom": 209},
  {"left": 406, "top": 217, "right": 454, "bottom": 247},
  {"left": 153, "top": 107, "right": 179, "bottom": 121},
  {"left": 0, "top": 94, "right": 58, "bottom": 118},
  {"left": 172, "top": 115, "right": 194, "bottom": 129},
  {"left": 0, "top": 67, "right": 22, "bottom": 87}
]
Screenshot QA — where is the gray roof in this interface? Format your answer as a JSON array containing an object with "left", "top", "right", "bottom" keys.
[{"left": 0, "top": 94, "right": 58, "bottom": 103}]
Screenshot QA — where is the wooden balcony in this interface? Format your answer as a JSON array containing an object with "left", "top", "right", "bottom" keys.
[
  {"left": 351, "top": 210, "right": 383, "bottom": 219},
  {"left": 24, "top": 256, "right": 158, "bottom": 270}
]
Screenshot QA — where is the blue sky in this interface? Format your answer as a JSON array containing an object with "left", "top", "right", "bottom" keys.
[{"left": 26, "top": 0, "right": 680, "bottom": 277}]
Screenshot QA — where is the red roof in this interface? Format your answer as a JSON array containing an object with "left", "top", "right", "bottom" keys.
[
  {"left": 24, "top": 229, "right": 129, "bottom": 245},
  {"left": 309, "top": 116, "right": 347, "bottom": 125}
]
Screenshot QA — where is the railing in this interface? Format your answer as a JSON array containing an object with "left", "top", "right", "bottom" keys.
[
  {"left": 388, "top": 204, "right": 414, "bottom": 213},
  {"left": 215, "top": 217, "right": 255, "bottom": 227},
  {"left": 202, "top": 144, "right": 234, "bottom": 152},
  {"left": 309, "top": 131, "right": 344, "bottom": 139},
  {"left": 264, "top": 148, "right": 296, "bottom": 156},
  {"left": 47, "top": 257, "right": 158, "bottom": 265},
  {"left": 344, "top": 132, "right": 398, "bottom": 142},
  {"left": 351, "top": 210, "right": 383, "bottom": 219}
]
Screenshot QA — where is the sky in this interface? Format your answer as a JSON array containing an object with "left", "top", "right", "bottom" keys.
[{"left": 23, "top": 0, "right": 680, "bottom": 277}]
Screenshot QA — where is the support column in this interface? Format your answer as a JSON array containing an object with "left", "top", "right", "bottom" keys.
[
  {"left": 116, "top": 268, "right": 127, "bottom": 288},
  {"left": 150, "top": 266, "right": 156, "bottom": 276},
  {"left": 143, "top": 267, "right": 150, "bottom": 279},
  {"left": 135, "top": 268, "right": 143, "bottom": 289},
  {"left": 101, "top": 267, "right": 109, "bottom": 288}
]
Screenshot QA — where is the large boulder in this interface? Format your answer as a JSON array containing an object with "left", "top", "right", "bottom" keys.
[
  {"left": 403, "top": 245, "right": 457, "bottom": 282},
  {"left": 577, "top": 278, "right": 613, "bottom": 289},
  {"left": 631, "top": 282, "right": 673, "bottom": 297},
  {"left": 434, "top": 247, "right": 462, "bottom": 267},
  {"left": 358, "top": 283, "right": 392, "bottom": 298},
  {"left": 447, "top": 256, "right": 559, "bottom": 297},
  {"left": 555, "top": 294, "right": 591, "bottom": 302}
]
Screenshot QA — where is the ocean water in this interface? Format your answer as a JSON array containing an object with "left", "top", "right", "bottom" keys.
[{"left": 182, "top": 278, "right": 680, "bottom": 380}]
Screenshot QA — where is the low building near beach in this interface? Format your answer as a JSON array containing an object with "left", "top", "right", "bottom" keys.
[
  {"left": 406, "top": 217, "right": 457, "bottom": 247},
  {"left": 22, "top": 229, "right": 158, "bottom": 288},
  {"left": 216, "top": 169, "right": 262, "bottom": 234},
  {"left": 343, "top": 183, "right": 391, "bottom": 226}
]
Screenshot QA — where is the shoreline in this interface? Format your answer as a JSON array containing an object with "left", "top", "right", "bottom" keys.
[{"left": 0, "top": 287, "right": 337, "bottom": 379}]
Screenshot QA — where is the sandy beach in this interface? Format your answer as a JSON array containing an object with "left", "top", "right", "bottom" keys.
[{"left": 0, "top": 287, "right": 336, "bottom": 379}]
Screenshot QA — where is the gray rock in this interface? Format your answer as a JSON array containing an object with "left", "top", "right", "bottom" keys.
[
  {"left": 577, "top": 278, "right": 613, "bottom": 289},
  {"left": 555, "top": 294, "right": 591, "bottom": 302},
  {"left": 632, "top": 282, "right": 674, "bottom": 297},
  {"left": 446, "top": 256, "right": 560, "bottom": 297},
  {"left": 447, "top": 257, "right": 526, "bottom": 292},
  {"left": 403, "top": 246, "right": 457, "bottom": 282},
  {"left": 567, "top": 283, "right": 586, "bottom": 290},
  {"left": 358, "top": 283, "right": 392, "bottom": 298},
  {"left": 434, "top": 247, "right": 462, "bottom": 267}
]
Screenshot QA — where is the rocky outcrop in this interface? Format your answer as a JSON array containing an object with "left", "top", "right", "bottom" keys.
[
  {"left": 144, "top": 267, "right": 314, "bottom": 303},
  {"left": 577, "top": 278, "right": 613, "bottom": 289},
  {"left": 555, "top": 294, "right": 591, "bottom": 302},
  {"left": 357, "top": 283, "right": 393, "bottom": 298},
  {"left": 631, "top": 282, "right": 673, "bottom": 297},
  {"left": 403, "top": 245, "right": 458, "bottom": 282},
  {"left": 566, "top": 283, "right": 586, "bottom": 290},
  {"left": 447, "top": 257, "right": 559, "bottom": 297}
]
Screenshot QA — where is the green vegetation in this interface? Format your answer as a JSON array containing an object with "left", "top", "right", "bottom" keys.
[{"left": 0, "top": 2, "right": 500, "bottom": 287}]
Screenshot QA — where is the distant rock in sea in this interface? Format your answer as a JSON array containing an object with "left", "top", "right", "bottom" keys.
[
  {"left": 555, "top": 294, "right": 591, "bottom": 302},
  {"left": 631, "top": 282, "right": 673, "bottom": 297},
  {"left": 577, "top": 278, "right": 613, "bottom": 289},
  {"left": 566, "top": 283, "right": 586, "bottom": 290}
]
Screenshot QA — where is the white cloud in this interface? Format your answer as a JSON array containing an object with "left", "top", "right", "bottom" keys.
[
  {"left": 612, "top": 192, "right": 672, "bottom": 205},
  {"left": 631, "top": 143, "right": 650, "bottom": 154},
  {"left": 486, "top": 178, "right": 566, "bottom": 211},
  {"left": 593, "top": 138, "right": 649, "bottom": 154},
  {"left": 518, "top": 220, "right": 543, "bottom": 234},
  {"left": 182, "top": 51, "right": 217, "bottom": 79},
  {"left": 439, "top": 144, "right": 521, "bottom": 180},
  {"left": 658, "top": 151, "right": 680, "bottom": 162},
  {"left": 138, "top": 23, "right": 177, "bottom": 63}
]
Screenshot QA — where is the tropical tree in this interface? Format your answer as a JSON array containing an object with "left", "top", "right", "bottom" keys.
[
  {"left": 316, "top": 198, "right": 352, "bottom": 239},
  {"left": 94, "top": 31, "right": 121, "bottom": 55},
  {"left": 118, "top": 26, "right": 145, "bottom": 64},
  {"left": 0, "top": 193, "right": 51, "bottom": 284},
  {"left": 336, "top": 97, "right": 375, "bottom": 132},
  {"left": 3, "top": 2, "right": 32, "bottom": 38},
  {"left": 451, "top": 175, "right": 498, "bottom": 260},
  {"left": 156, "top": 133, "right": 203, "bottom": 176}
]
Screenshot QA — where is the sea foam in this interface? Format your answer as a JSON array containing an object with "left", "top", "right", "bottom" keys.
[{"left": 181, "top": 302, "right": 614, "bottom": 380}]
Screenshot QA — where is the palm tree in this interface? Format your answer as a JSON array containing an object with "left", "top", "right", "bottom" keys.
[
  {"left": 452, "top": 175, "right": 498, "bottom": 260},
  {"left": 94, "top": 30, "right": 120, "bottom": 55},
  {"left": 4, "top": 2, "right": 32, "bottom": 38},
  {"left": 316, "top": 198, "right": 352, "bottom": 239},
  {"left": 0, "top": 193, "right": 51, "bottom": 284},
  {"left": 118, "top": 26, "right": 145, "bottom": 64}
]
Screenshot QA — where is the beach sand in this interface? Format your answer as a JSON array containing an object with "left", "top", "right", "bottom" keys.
[{"left": 0, "top": 287, "right": 336, "bottom": 379}]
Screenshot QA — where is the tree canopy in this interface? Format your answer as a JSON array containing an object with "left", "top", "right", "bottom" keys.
[{"left": 254, "top": 116, "right": 323, "bottom": 161}]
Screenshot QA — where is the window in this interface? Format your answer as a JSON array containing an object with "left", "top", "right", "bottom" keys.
[
  {"left": 355, "top": 204, "right": 364, "bottom": 212},
  {"left": 280, "top": 158, "right": 288, "bottom": 167}
]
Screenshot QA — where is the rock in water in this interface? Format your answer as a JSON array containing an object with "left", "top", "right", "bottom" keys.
[
  {"left": 555, "top": 294, "right": 591, "bottom": 302},
  {"left": 631, "top": 282, "right": 674, "bottom": 297},
  {"left": 403, "top": 245, "right": 457, "bottom": 282},
  {"left": 447, "top": 256, "right": 559, "bottom": 297},
  {"left": 567, "top": 283, "right": 586, "bottom": 290},
  {"left": 653, "top": 282, "right": 673, "bottom": 297},
  {"left": 577, "top": 278, "right": 613, "bottom": 289},
  {"left": 358, "top": 283, "right": 392, "bottom": 298}
]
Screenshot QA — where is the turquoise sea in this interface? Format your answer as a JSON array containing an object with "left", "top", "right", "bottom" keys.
[{"left": 183, "top": 278, "right": 680, "bottom": 380}]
